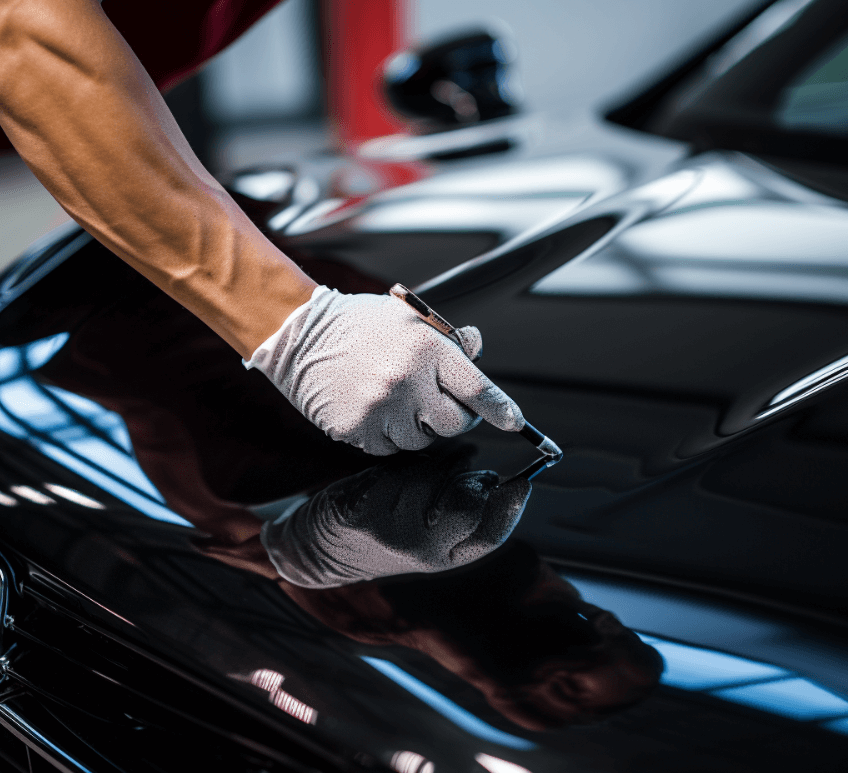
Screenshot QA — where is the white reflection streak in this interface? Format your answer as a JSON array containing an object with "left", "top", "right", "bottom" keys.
[
  {"left": 249, "top": 668, "right": 284, "bottom": 693},
  {"left": 391, "top": 751, "right": 434, "bottom": 773},
  {"left": 0, "top": 492, "right": 16, "bottom": 507},
  {"left": 270, "top": 689, "right": 316, "bottom": 724},
  {"left": 9, "top": 485, "right": 54, "bottom": 505},
  {"left": 757, "top": 352, "right": 848, "bottom": 420},
  {"left": 357, "top": 199, "right": 580, "bottom": 234},
  {"left": 475, "top": 753, "right": 532, "bottom": 773},
  {"left": 531, "top": 204, "right": 848, "bottom": 303},
  {"left": 44, "top": 483, "right": 105, "bottom": 509},
  {"left": 244, "top": 668, "right": 317, "bottom": 725},
  {"left": 230, "top": 170, "right": 295, "bottom": 201}
]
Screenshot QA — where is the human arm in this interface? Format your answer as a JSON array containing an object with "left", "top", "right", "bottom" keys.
[
  {"left": 0, "top": 0, "right": 316, "bottom": 356},
  {"left": 0, "top": 0, "right": 524, "bottom": 454}
]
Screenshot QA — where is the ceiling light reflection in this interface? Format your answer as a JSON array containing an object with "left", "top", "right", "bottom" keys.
[
  {"left": 43, "top": 484, "right": 105, "bottom": 509},
  {"left": 9, "top": 485, "right": 54, "bottom": 505},
  {"left": 34, "top": 442, "right": 191, "bottom": 527},
  {"left": 248, "top": 668, "right": 284, "bottom": 693},
  {"left": 475, "top": 753, "right": 532, "bottom": 773},
  {"left": 269, "top": 688, "right": 317, "bottom": 724},
  {"left": 235, "top": 668, "right": 316, "bottom": 725},
  {"left": 391, "top": 751, "right": 434, "bottom": 773},
  {"left": 0, "top": 492, "right": 17, "bottom": 507}
]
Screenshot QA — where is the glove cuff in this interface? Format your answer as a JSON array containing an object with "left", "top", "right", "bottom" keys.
[{"left": 242, "top": 285, "right": 331, "bottom": 380}]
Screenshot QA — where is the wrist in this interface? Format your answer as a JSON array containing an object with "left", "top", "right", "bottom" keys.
[{"left": 243, "top": 285, "right": 331, "bottom": 375}]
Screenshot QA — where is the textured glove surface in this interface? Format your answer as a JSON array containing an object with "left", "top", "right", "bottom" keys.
[
  {"left": 261, "top": 453, "right": 532, "bottom": 588},
  {"left": 245, "top": 286, "right": 523, "bottom": 455}
]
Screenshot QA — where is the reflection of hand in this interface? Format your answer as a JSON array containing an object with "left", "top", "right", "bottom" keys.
[
  {"left": 261, "top": 452, "right": 532, "bottom": 587},
  {"left": 244, "top": 286, "right": 523, "bottom": 455}
]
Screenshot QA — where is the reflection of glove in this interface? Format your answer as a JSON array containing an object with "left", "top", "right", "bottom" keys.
[
  {"left": 244, "top": 286, "right": 523, "bottom": 455},
  {"left": 261, "top": 454, "right": 532, "bottom": 588}
]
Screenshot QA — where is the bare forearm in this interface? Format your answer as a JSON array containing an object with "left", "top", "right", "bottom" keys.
[{"left": 0, "top": 0, "right": 316, "bottom": 356}]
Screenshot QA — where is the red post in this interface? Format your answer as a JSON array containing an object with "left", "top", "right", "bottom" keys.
[{"left": 323, "top": 0, "right": 410, "bottom": 151}]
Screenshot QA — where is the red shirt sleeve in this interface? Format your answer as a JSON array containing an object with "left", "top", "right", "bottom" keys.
[{"left": 0, "top": 0, "right": 284, "bottom": 152}]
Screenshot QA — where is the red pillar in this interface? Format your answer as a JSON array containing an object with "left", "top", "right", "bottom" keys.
[{"left": 323, "top": 0, "right": 410, "bottom": 151}]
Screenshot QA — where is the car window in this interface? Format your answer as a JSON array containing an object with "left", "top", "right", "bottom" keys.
[
  {"left": 778, "top": 30, "right": 848, "bottom": 135},
  {"left": 639, "top": 0, "right": 848, "bottom": 165}
]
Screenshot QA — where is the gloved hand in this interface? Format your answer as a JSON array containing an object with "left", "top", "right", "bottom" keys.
[
  {"left": 244, "top": 286, "right": 523, "bottom": 455},
  {"left": 261, "top": 452, "right": 533, "bottom": 588}
]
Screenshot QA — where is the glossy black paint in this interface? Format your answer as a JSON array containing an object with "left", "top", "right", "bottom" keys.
[{"left": 1, "top": 1, "right": 848, "bottom": 770}]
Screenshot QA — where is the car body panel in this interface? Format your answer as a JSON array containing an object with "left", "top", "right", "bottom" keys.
[{"left": 1, "top": 0, "right": 848, "bottom": 769}]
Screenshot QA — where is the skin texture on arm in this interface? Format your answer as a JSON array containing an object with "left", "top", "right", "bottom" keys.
[{"left": 0, "top": 0, "right": 317, "bottom": 357}]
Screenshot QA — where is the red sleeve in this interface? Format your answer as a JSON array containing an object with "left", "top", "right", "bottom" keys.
[{"left": 0, "top": 0, "right": 284, "bottom": 152}]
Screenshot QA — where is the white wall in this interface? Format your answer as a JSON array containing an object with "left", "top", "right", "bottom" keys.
[
  {"left": 202, "top": 0, "right": 319, "bottom": 122},
  {"left": 415, "top": 0, "right": 765, "bottom": 118}
]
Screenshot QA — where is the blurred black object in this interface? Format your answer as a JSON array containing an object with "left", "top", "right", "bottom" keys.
[{"left": 383, "top": 29, "right": 521, "bottom": 132}]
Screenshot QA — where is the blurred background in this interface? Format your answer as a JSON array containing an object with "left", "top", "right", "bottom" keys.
[{"left": 0, "top": 0, "right": 764, "bottom": 270}]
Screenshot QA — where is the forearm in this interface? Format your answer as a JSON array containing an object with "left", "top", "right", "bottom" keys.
[{"left": 0, "top": 0, "right": 316, "bottom": 356}]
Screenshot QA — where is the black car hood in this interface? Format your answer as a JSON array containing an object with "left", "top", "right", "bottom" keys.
[{"left": 0, "top": 143, "right": 848, "bottom": 771}]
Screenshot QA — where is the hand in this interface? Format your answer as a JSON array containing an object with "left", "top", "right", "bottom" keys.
[
  {"left": 261, "top": 452, "right": 533, "bottom": 587},
  {"left": 245, "top": 286, "right": 523, "bottom": 455}
]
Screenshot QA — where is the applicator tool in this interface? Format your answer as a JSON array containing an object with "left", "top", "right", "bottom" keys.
[{"left": 390, "top": 283, "right": 563, "bottom": 462}]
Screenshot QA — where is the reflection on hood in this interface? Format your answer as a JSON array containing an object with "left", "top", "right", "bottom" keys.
[
  {"left": 284, "top": 539, "right": 663, "bottom": 732},
  {"left": 261, "top": 450, "right": 532, "bottom": 587}
]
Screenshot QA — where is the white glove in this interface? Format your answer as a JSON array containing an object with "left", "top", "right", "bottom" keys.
[
  {"left": 244, "top": 286, "right": 524, "bottom": 455},
  {"left": 261, "top": 453, "right": 533, "bottom": 588}
]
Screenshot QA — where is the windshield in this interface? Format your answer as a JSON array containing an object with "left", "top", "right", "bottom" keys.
[
  {"left": 641, "top": 0, "right": 848, "bottom": 164},
  {"left": 778, "top": 28, "right": 848, "bottom": 135}
]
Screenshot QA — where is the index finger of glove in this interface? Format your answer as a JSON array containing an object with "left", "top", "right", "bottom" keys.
[{"left": 436, "top": 347, "right": 524, "bottom": 432}]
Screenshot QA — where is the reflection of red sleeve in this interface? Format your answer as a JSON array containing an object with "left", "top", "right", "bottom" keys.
[{"left": 0, "top": 0, "right": 284, "bottom": 152}]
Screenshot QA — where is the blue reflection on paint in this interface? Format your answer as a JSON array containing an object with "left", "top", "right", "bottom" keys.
[
  {"left": 644, "top": 637, "right": 790, "bottom": 690},
  {"left": 637, "top": 633, "right": 848, "bottom": 731},
  {"left": 823, "top": 717, "right": 848, "bottom": 735},
  {"left": 26, "top": 334, "right": 69, "bottom": 370},
  {"left": 0, "top": 348, "right": 21, "bottom": 380},
  {"left": 45, "top": 385, "right": 133, "bottom": 452},
  {"left": 0, "top": 334, "right": 191, "bottom": 527},
  {"left": 361, "top": 656, "right": 536, "bottom": 751},
  {"left": 714, "top": 678, "right": 848, "bottom": 720}
]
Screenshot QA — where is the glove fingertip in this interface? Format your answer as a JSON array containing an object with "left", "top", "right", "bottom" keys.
[
  {"left": 502, "top": 397, "right": 525, "bottom": 432},
  {"left": 474, "top": 387, "right": 524, "bottom": 433}
]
